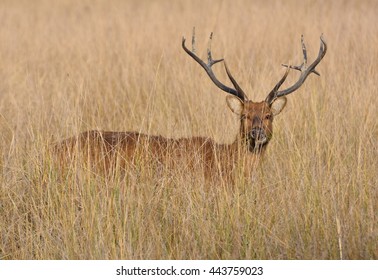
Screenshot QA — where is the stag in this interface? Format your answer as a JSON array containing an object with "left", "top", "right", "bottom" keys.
[{"left": 55, "top": 30, "right": 327, "bottom": 180}]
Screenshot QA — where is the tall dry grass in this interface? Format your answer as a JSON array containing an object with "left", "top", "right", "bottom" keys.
[{"left": 0, "top": 0, "right": 377, "bottom": 259}]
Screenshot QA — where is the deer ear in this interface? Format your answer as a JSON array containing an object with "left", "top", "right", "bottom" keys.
[
  {"left": 226, "top": 96, "right": 244, "bottom": 115},
  {"left": 270, "top": 97, "right": 287, "bottom": 116}
]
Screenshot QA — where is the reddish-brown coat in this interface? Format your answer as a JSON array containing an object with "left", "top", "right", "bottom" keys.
[{"left": 54, "top": 32, "right": 326, "bottom": 181}]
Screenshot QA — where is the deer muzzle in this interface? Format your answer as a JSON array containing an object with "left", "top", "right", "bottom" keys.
[{"left": 250, "top": 127, "right": 267, "bottom": 144}]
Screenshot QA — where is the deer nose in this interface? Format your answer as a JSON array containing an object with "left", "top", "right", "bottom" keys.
[{"left": 251, "top": 127, "right": 266, "bottom": 142}]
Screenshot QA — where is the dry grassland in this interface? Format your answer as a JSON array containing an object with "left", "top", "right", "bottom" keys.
[{"left": 0, "top": 0, "right": 377, "bottom": 259}]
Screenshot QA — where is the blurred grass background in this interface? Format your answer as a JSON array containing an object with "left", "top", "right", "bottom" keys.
[{"left": 0, "top": 0, "right": 377, "bottom": 259}]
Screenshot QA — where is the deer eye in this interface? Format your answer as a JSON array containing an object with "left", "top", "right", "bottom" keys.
[{"left": 265, "top": 114, "right": 272, "bottom": 120}]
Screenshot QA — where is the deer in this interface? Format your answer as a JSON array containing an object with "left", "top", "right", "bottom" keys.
[{"left": 54, "top": 30, "right": 327, "bottom": 182}]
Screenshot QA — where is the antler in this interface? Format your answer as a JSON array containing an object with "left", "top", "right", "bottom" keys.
[
  {"left": 266, "top": 35, "right": 327, "bottom": 105},
  {"left": 182, "top": 28, "right": 248, "bottom": 101}
]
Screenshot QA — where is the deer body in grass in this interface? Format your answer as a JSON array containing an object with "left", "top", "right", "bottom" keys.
[{"left": 55, "top": 31, "right": 327, "bottom": 179}]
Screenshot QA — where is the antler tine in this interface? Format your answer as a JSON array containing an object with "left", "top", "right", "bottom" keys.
[
  {"left": 224, "top": 61, "right": 248, "bottom": 99},
  {"left": 265, "top": 67, "right": 291, "bottom": 104},
  {"left": 282, "top": 35, "right": 308, "bottom": 71},
  {"left": 206, "top": 32, "right": 248, "bottom": 98},
  {"left": 301, "top": 35, "right": 307, "bottom": 66},
  {"left": 282, "top": 35, "right": 321, "bottom": 76},
  {"left": 182, "top": 28, "right": 248, "bottom": 101},
  {"left": 266, "top": 35, "right": 327, "bottom": 104},
  {"left": 207, "top": 32, "right": 224, "bottom": 66},
  {"left": 191, "top": 27, "right": 196, "bottom": 54},
  {"left": 282, "top": 63, "right": 320, "bottom": 76}
]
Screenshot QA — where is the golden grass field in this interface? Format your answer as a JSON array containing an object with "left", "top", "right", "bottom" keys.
[{"left": 0, "top": 0, "right": 377, "bottom": 259}]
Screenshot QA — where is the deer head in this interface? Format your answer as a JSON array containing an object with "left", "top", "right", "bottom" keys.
[{"left": 182, "top": 29, "right": 327, "bottom": 152}]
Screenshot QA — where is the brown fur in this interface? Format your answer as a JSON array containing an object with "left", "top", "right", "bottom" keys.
[
  {"left": 54, "top": 33, "right": 326, "bottom": 182},
  {"left": 53, "top": 99, "right": 283, "bottom": 182}
]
